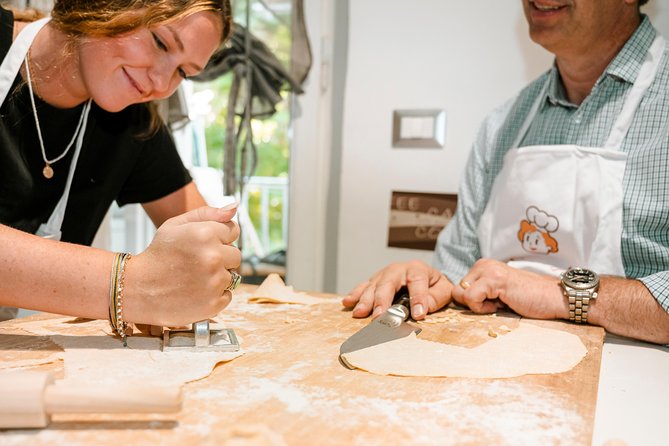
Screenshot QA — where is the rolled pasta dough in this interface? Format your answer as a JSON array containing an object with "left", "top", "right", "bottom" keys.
[{"left": 341, "top": 322, "right": 587, "bottom": 378}]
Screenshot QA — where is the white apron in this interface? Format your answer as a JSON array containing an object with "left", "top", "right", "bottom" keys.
[
  {"left": 477, "top": 35, "right": 665, "bottom": 277},
  {"left": 0, "top": 17, "right": 91, "bottom": 241}
]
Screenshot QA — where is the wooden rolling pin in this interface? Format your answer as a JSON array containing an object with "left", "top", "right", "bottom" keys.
[{"left": 0, "top": 371, "right": 182, "bottom": 428}]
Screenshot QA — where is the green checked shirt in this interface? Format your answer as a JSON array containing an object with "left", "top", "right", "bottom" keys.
[{"left": 434, "top": 15, "right": 669, "bottom": 313}]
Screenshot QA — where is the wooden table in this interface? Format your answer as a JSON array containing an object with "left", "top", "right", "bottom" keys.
[{"left": 0, "top": 286, "right": 605, "bottom": 445}]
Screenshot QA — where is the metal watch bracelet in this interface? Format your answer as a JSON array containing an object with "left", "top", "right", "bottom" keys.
[{"left": 567, "top": 289, "right": 596, "bottom": 324}]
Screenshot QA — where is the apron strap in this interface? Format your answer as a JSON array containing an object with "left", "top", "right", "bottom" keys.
[
  {"left": 512, "top": 34, "right": 666, "bottom": 151},
  {"left": 35, "top": 100, "right": 92, "bottom": 240},
  {"left": 604, "top": 35, "right": 666, "bottom": 150},
  {"left": 510, "top": 79, "right": 550, "bottom": 149},
  {"left": 0, "top": 17, "right": 50, "bottom": 106}
]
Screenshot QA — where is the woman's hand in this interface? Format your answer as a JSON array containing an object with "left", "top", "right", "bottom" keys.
[
  {"left": 124, "top": 206, "right": 241, "bottom": 326},
  {"left": 342, "top": 260, "right": 453, "bottom": 320}
]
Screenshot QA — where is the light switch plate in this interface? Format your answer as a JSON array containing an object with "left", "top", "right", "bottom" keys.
[{"left": 392, "top": 109, "right": 446, "bottom": 148}]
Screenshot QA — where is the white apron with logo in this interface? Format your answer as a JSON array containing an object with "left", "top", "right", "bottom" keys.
[{"left": 477, "top": 35, "right": 665, "bottom": 277}]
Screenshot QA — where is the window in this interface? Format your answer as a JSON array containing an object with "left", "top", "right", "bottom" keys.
[{"left": 92, "top": 1, "right": 300, "bottom": 286}]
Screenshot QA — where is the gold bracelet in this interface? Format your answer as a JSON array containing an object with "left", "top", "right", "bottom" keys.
[
  {"left": 108, "top": 252, "right": 132, "bottom": 347},
  {"left": 108, "top": 253, "right": 122, "bottom": 332}
]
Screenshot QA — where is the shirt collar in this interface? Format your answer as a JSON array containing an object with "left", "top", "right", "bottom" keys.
[{"left": 544, "top": 14, "right": 657, "bottom": 108}]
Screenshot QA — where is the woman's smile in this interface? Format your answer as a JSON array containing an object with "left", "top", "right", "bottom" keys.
[{"left": 122, "top": 67, "right": 146, "bottom": 97}]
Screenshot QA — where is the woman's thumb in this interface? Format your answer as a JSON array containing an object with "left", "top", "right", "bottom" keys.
[{"left": 165, "top": 203, "right": 238, "bottom": 227}]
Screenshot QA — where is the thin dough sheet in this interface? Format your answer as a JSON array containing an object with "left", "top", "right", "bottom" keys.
[{"left": 341, "top": 322, "right": 587, "bottom": 378}]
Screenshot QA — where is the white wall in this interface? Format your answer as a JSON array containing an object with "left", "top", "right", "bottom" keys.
[
  {"left": 286, "top": 0, "right": 335, "bottom": 292},
  {"left": 287, "top": 0, "right": 669, "bottom": 294},
  {"left": 334, "top": 1, "right": 551, "bottom": 293},
  {"left": 647, "top": 2, "right": 669, "bottom": 34}
]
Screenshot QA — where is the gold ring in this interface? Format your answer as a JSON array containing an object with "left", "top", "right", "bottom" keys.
[
  {"left": 459, "top": 280, "right": 471, "bottom": 290},
  {"left": 225, "top": 271, "right": 242, "bottom": 292}
]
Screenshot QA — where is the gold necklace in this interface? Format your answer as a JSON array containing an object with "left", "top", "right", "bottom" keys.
[{"left": 24, "top": 52, "right": 88, "bottom": 179}]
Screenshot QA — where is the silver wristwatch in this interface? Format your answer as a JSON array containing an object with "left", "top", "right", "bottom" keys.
[{"left": 560, "top": 267, "right": 599, "bottom": 324}]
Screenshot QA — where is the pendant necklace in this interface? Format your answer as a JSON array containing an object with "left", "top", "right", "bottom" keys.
[{"left": 24, "top": 52, "right": 88, "bottom": 179}]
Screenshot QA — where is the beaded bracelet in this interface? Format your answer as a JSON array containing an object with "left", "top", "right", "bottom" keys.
[{"left": 108, "top": 252, "right": 132, "bottom": 347}]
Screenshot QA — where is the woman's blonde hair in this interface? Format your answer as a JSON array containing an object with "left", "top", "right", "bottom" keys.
[{"left": 50, "top": 0, "right": 232, "bottom": 44}]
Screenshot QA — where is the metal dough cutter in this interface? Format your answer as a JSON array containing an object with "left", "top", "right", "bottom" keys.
[
  {"left": 161, "top": 320, "right": 240, "bottom": 352},
  {"left": 339, "top": 286, "right": 420, "bottom": 369}
]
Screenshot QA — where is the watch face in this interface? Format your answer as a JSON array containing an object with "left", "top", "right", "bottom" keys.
[{"left": 563, "top": 267, "right": 599, "bottom": 290}]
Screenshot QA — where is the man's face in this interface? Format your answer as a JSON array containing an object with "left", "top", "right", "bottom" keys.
[{"left": 522, "top": 0, "right": 635, "bottom": 55}]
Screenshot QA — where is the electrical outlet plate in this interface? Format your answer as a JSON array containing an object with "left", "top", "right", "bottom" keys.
[{"left": 392, "top": 109, "right": 446, "bottom": 148}]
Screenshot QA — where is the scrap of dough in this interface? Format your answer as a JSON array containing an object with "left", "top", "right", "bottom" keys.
[
  {"left": 13, "top": 319, "right": 244, "bottom": 387},
  {"left": 248, "top": 273, "right": 328, "bottom": 305},
  {"left": 202, "top": 424, "right": 288, "bottom": 446},
  {"left": 341, "top": 322, "right": 587, "bottom": 378},
  {"left": 418, "top": 312, "right": 462, "bottom": 324},
  {"left": 0, "top": 327, "right": 64, "bottom": 369},
  {"left": 0, "top": 353, "right": 63, "bottom": 370}
]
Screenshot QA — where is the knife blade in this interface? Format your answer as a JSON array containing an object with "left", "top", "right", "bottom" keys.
[{"left": 339, "top": 286, "right": 421, "bottom": 369}]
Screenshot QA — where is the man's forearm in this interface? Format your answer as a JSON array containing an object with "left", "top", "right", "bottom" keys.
[{"left": 589, "top": 276, "right": 669, "bottom": 344}]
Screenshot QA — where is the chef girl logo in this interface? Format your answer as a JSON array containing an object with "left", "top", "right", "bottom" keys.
[{"left": 517, "top": 206, "right": 559, "bottom": 255}]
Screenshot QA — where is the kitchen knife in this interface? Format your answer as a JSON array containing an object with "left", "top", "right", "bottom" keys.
[{"left": 339, "top": 286, "right": 421, "bottom": 369}]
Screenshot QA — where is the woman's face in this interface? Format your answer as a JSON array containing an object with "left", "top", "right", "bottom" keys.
[{"left": 77, "top": 11, "right": 222, "bottom": 112}]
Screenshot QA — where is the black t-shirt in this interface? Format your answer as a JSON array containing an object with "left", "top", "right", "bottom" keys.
[{"left": 0, "top": 6, "right": 192, "bottom": 245}]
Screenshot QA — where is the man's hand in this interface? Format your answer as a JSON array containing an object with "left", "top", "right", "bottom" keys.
[
  {"left": 341, "top": 260, "right": 453, "bottom": 320},
  {"left": 451, "top": 258, "right": 566, "bottom": 319}
]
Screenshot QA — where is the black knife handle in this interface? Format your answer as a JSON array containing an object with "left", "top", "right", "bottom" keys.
[{"left": 392, "top": 286, "right": 411, "bottom": 311}]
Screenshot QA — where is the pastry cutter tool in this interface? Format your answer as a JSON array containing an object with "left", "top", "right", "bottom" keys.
[
  {"left": 158, "top": 320, "right": 240, "bottom": 352},
  {"left": 339, "top": 286, "right": 421, "bottom": 369}
]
